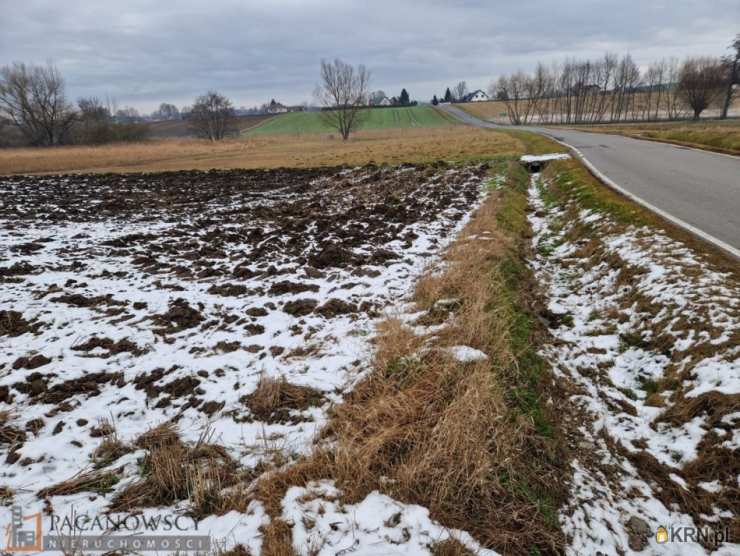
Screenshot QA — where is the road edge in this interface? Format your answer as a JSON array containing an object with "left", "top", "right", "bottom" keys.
[
  {"left": 437, "top": 105, "right": 740, "bottom": 260},
  {"left": 547, "top": 135, "right": 740, "bottom": 260},
  {"left": 552, "top": 127, "right": 740, "bottom": 160}
]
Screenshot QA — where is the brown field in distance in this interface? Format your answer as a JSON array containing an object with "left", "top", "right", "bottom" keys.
[
  {"left": 456, "top": 97, "right": 740, "bottom": 154},
  {"left": 457, "top": 95, "right": 740, "bottom": 124},
  {"left": 147, "top": 113, "right": 275, "bottom": 139},
  {"left": 0, "top": 127, "right": 522, "bottom": 175}
]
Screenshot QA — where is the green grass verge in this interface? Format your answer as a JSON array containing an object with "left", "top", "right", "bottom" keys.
[
  {"left": 500, "top": 129, "right": 568, "bottom": 156},
  {"left": 642, "top": 128, "right": 740, "bottom": 153},
  {"left": 245, "top": 106, "right": 456, "bottom": 136},
  {"left": 494, "top": 162, "right": 566, "bottom": 544},
  {"left": 497, "top": 165, "right": 556, "bottom": 438},
  {"left": 546, "top": 160, "right": 650, "bottom": 227}
]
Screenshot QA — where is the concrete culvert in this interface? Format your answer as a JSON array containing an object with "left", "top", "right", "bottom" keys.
[{"left": 519, "top": 153, "right": 571, "bottom": 172}]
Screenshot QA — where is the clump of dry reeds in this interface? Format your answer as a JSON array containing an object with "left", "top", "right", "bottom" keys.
[
  {"left": 241, "top": 375, "right": 325, "bottom": 424},
  {"left": 110, "top": 422, "right": 240, "bottom": 519}
]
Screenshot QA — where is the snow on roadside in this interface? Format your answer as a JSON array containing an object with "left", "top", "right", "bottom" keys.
[{"left": 527, "top": 172, "right": 740, "bottom": 555}]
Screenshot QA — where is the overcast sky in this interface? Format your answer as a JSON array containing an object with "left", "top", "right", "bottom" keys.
[{"left": 1, "top": 0, "right": 737, "bottom": 112}]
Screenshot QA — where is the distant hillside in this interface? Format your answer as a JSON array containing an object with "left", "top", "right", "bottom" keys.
[
  {"left": 148, "top": 114, "right": 274, "bottom": 139},
  {"left": 246, "top": 106, "right": 459, "bottom": 135}
]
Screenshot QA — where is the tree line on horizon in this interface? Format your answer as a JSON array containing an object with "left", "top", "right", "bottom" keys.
[
  {"left": 489, "top": 35, "right": 739, "bottom": 125},
  {"left": 0, "top": 62, "right": 253, "bottom": 146},
  {"left": 431, "top": 81, "right": 471, "bottom": 105},
  {"left": 3, "top": 37, "right": 739, "bottom": 146},
  {"left": 0, "top": 57, "right": 419, "bottom": 145}
]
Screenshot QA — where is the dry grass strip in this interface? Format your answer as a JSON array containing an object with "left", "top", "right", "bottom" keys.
[{"left": 237, "top": 162, "right": 569, "bottom": 555}]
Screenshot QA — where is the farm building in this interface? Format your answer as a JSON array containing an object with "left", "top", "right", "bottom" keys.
[{"left": 464, "top": 89, "right": 489, "bottom": 102}]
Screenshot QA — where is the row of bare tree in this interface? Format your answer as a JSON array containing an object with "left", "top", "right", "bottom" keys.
[
  {"left": 492, "top": 38, "right": 739, "bottom": 125},
  {"left": 0, "top": 61, "right": 243, "bottom": 145},
  {"left": 0, "top": 63, "right": 151, "bottom": 146}
]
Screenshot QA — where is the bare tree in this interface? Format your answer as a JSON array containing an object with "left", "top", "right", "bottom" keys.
[
  {"left": 154, "top": 102, "right": 180, "bottom": 121},
  {"left": 452, "top": 80, "right": 468, "bottom": 102},
  {"left": 662, "top": 58, "right": 686, "bottom": 120},
  {"left": 74, "top": 97, "right": 149, "bottom": 144},
  {"left": 523, "top": 63, "right": 548, "bottom": 123},
  {"left": 490, "top": 51, "right": 731, "bottom": 125},
  {"left": 610, "top": 55, "right": 640, "bottom": 122},
  {"left": 115, "top": 106, "right": 142, "bottom": 124},
  {"left": 495, "top": 76, "right": 518, "bottom": 123},
  {"left": 316, "top": 59, "right": 370, "bottom": 140},
  {"left": 76, "top": 96, "right": 112, "bottom": 144},
  {"left": 678, "top": 57, "right": 726, "bottom": 120},
  {"left": 0, "top": 62, "right": 76, "bottom": 146},
  {"left": 189, "top": 91, "right": 236, "bottom": 141},
  {"left": 646, "top": 60, "right": 667, "bottom": 120},
  {"left": 720, "top": 34, "right": 740, "bottom": 119}
]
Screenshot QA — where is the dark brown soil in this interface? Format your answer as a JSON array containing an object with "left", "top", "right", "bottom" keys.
[
  {"left": 1, "top": 165, "right": 484, "bottom": 292},
  {"left": 72, "top": 337, "right": 146, "bottom": 357},
  {"left": 0, "top": 310, "right": 40, "bottom": 337},
  {"left": 283, "top": 299, "right": 318, "bottom": 317},
  {"left": 0, "top": 163, "right": 487, "bottom": 469},
  {"left": 38, "top": 371, "right": 124, "bottom": 405},
  {"left": 0, "top": 261, "right": 37, "bottom": 278},
  {"left": 151, "top": 299, "right": 204, "bottom": 334},
  {"left": 316, "top": 298, "right": 358, "bottom": 318},
  {"left": 12, "top": 354, "right": 51, "bottom": 370},
  {"left": 51, "top": 293, "right": 125, "bottom": 308}
]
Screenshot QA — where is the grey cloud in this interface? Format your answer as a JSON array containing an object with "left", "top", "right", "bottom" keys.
[{"left": 1, "top": 0, "right": 736, "bottom": 111}]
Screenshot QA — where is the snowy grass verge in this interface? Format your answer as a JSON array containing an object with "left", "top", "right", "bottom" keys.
[{"left": 529, "top": 159, "right": 739, "bottom": 554}]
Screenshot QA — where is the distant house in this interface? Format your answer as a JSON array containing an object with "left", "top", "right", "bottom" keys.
[
  {"left": 463, "top": 90, "right": 489, "bottom": 102},
  {"left": 266, "top": 99, "right": 288, "bottom": 114},
  {"left": 373, "top": 96, "right": 392, "bottom": 106}
]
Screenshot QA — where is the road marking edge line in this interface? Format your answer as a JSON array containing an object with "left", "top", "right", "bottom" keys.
[{"left": 547, "top": 136, "right": 740, "bottom": 261}]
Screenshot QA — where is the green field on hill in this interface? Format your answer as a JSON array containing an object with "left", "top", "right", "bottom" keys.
[{"left": 245, "top": 106, "right": 458, "bottom": 135}]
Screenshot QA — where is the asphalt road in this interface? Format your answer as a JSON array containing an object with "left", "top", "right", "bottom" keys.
[{"left": 439, "top": 105, "right": 740, "bottom": 254}]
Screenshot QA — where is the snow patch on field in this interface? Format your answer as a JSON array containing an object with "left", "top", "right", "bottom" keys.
[
  {"left": 446, "top": 345, "right": 489, "bottom": 363},
  {"left": 0, "top": 165, "right": 491, "bottom": 552},
  {"left": 282, "top": 481, "right": 499, "bottom": 556}
]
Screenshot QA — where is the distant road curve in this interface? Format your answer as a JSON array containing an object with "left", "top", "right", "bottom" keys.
[{"left": 438, "top": 104, "right": 740, "bottom": 256}]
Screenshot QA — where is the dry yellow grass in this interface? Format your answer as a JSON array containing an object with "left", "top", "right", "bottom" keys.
[
  {"left": 109, "top": 423, "right": 240, "bottom": 519},
  {"left": 575, "top": 119, "right": 740, "bottom": 155},
  {"left": 0, "top": 127, "right": 522, "bottom": 175},
  {"left": 238, "top": 162, "right": 569, "bottom": 555},
  {"left": 321, "top": 172, "right": 567, "bottom": 554},
  {"left": 242, "top": 375, "right": 324, "bottom": 424},
  {"left": 457, "top": 100, "right": 510, "bottom": 121}
]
